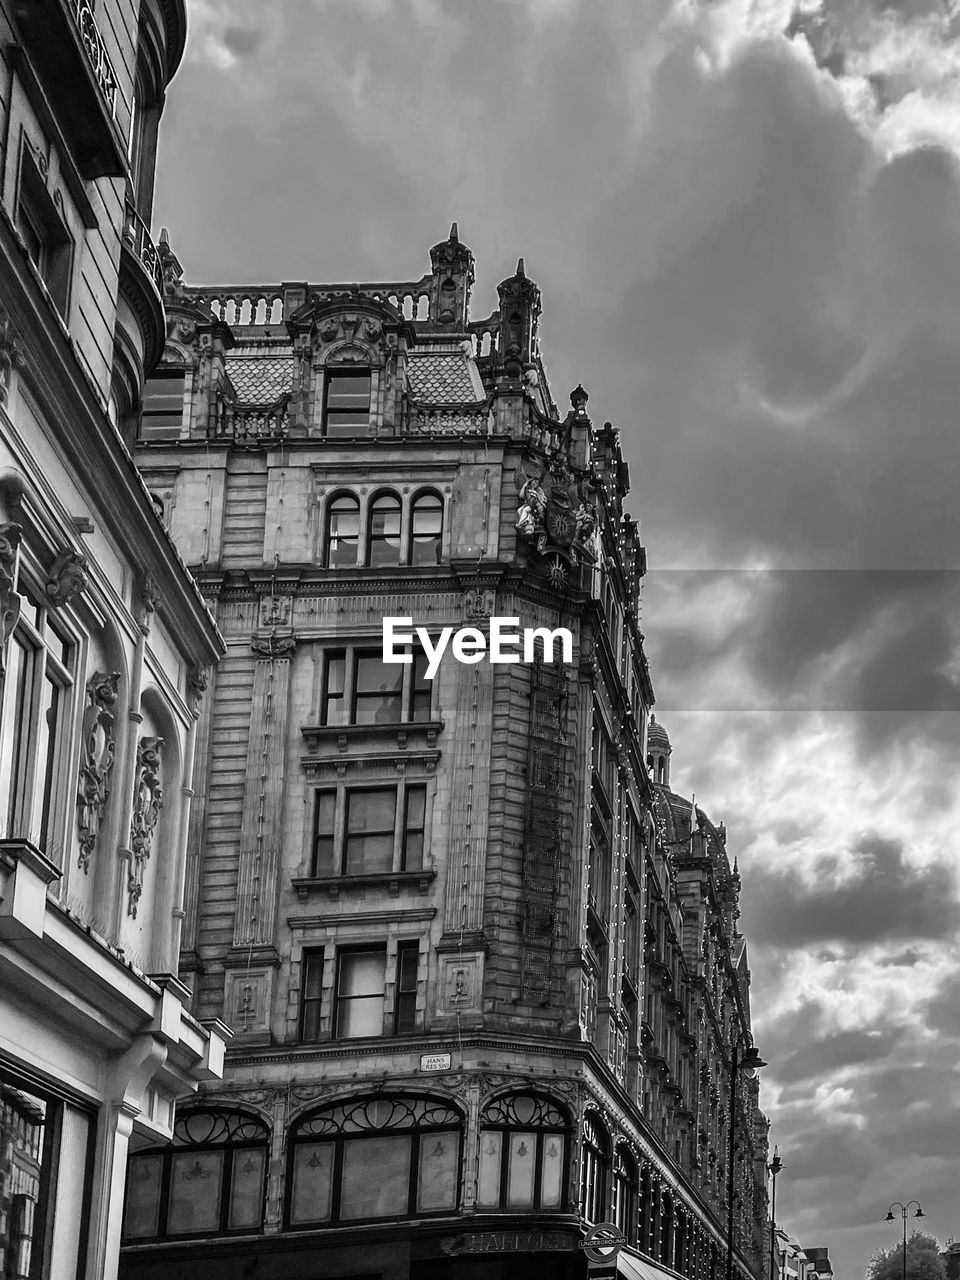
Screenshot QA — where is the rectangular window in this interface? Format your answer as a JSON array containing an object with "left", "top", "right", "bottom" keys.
[
  {"left": 17, "top": 151, "right": 72, "bottom": 315},
  {"left": 407, "top": 650, "right": 431, "bottom": 722},
  {"left": 167, "top": 1151, "right": 224, "bottom": 1234},
  {"left": 228, "top": 1148, "right": 267, "bottom": 1229},
  {"left": 140, "top": 371, "right": 186, "bottom": 440},
  {"left": 335, "top": 948, "right": 386, "bottom": 1038},
  {"left": 394, "top": 941, "right": 419, "bottom": 1034},
  {"left": 400, "top": 785, "right": 426, "bottom": 871},
  {"left": 299, "top": 950, "right": 325, "bottom": 1041},
  {"left": 417, "top": 1131, "right": 458, "bottom": 1211},
  {"left": 311, "top": 783, "right": 430, "bottom": 878},
  {"left": 340, "top": 1134, "right": 410, "bottom": 1218},
  {"left": 320, "top": 650, "right": 346, "bottom": 726},
  {"left": 343, "top": 787, "right": 396, "bottom": 875},
  {"left": 290, "top": 1142, "right": 334, "bottom": 1223},
  {"left": 352, "top": 651, "right": 402, "bottom": 725},
  {"left": 323, "top": 370, "right": 371, "bottom": 437},
  {"left": 0, "top": 585, "right": 73, "bottom": 859}
]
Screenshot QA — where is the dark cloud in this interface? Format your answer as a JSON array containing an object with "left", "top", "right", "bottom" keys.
[
  {"left": 222, "top": 26, "right": 263, "bottom": 58},
  {"left": 741, "top": 835, "right": 958, "bottom": 946}
]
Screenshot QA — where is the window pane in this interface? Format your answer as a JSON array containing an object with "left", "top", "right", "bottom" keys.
[
  {"left": 344, "top": 789, "right": 395, "bottom": 875},
  {"left": 541, "top": 1133, "right": 565, "bottom": 1208},
  {"left": 290, "top": 1142, "right": 334, "bottom": 1223},
  {"left": 228, "top": 1148, "right": 266, "bottom": 1228},
  {"left": 321, "top": 652, "right": 346, "bottom": 724},
  {"left": 337, "top": 951, "right": 385, "bottom": 1038},
  {"left": 313, "top": 791, "right": 336, "bottom": 875},
  {"left": 300, "top": 951, "right": 324, "bottom": 1041},
  {"left": 477, "top": 1130, "right": 502, "bottom": 1207},
  {"left": 410, "top": 495, "right": 442, "bottom": 565},
  {"left": 401, "top": 786, "right": 425, "bottom": 872},
  {"left": 35, "top": 674, "right": 60, "bottom": 852},
  {"left": 368, "top": 497, "right": 401, "bottom": 566},
  {"left": 324, "top": 373, "right": 371, "bottom": 437},
  {"left": 0, "top": 635, "right": 27, "bottom": 823},
  {"left": 340, "top": 1135, "right": 410, "bottom": 1219},
  {"left": 353, "top": 653, "right": 402, "bottom": 725},
  {"left": 124, "top": 1155, "right": 162, "bottom": 1239},
  {"left": 410, "top": 651, "right": 431, "bottom": 721},
  {"left": 506, "top": 1131, "right": 537, "bottom": 1208},
  {"left": 326, "top": 499, "right": 360, "bottom": 566},
  {"left": 0, "top": 1081, "right": 48, "bottom": 1275},
  {"left": 418, "top": 1130, "right": 458, "bottom": 1211},
  {"left": 167, "top": 1151, "right": 224, "bottom": 1234}
]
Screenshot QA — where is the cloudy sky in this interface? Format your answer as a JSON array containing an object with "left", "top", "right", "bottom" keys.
[{"left": 155, "top": 1, "right": 960, "bottom": 1274}]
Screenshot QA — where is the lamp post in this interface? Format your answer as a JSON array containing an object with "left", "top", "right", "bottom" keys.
[
  {"left": 768, "top": 1148, "right": 783, "bottom": 1280},
  {"left": 885, "top": 1201, "right": 924, "bottom": 1280},
  {"left": 725, "top": 1034, "right": 767, "bottom": 1280}
]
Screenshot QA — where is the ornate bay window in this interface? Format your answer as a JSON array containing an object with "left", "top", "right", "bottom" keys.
[
  {"left": 287, "top": 1095, "right": 462, "bottom": 1226},
  {"left": 477, "top": 1093, "right": 569, "bottom": 1212},
  {"left": 122, "top": 1110, "right": 269, "bottom": 1241}
]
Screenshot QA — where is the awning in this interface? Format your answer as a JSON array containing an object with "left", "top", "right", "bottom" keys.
[{"left": 616, "top": 1252, "right": 685, "bottom": 1280}]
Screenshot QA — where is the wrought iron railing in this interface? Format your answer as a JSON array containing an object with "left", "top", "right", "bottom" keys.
[
  {"left": 123, "top": 201, "right": 164, "bottom": 296},
  {"left": 73, "top": 1, "right": 119, "bottom": 120}
]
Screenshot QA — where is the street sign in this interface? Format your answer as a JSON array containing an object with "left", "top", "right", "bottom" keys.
[
  {"left": 580, "top": 1222, "right": 627, "bottom": 1264},
  {"left": 587, "top": 1267, "right": 617, "bottom": 1279}
]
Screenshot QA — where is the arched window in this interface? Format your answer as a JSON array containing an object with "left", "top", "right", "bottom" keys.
[
  {"left": 122, "top": 1109, "right": 269, "bottom": 1241},
  {"left": 324, "top": 493, "right": 360, "bottom": 567},
  {"left": 367, "top": 493, "right": 402, "bottom": 566},
  {"left": 477, "top": 1093, "right": 569, "bottom": 1212},
  {"left": 287, "top": 1095, "right": 462, "bottom": 1226},
  {"left": 408, "top": 492, "right": 443, "bottom": 565},
  {"left": 579, "top": 1112, "right": 610, "bottom": 1224},
  {"left": 613, "top": 1146, "right": 638, "bottom": 1245}
]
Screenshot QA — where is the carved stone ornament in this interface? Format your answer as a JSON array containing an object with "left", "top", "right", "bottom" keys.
[
  {"left": 128, "top": 736, "right": 164, "bottom": 917},
  {"left": 251, "top": 634, "right": 296, "bottom": 659},
  {"left": 0, "top": 310, "right": 24, "bottom": 408},
  {"left": 187, "top": 665, "right": 209, "bottom": 707},
  {"left": 138, "top": 571, "right": 161, "bottom": 622},
  {"left": 515, "top": 452, "right": 599, "bottom": 588},
  {"left": 0, "top": 522, "right": 22, "bottom": 676},
  {"left": 462, "top": 588, "right": 495, "bottom": 621},
  {"left": 259, "top": 595, "right": 291, "bottom": 628},
  {"left": 45, "top": 548, "right": 88, "bottom": 607},
  {"left": 76, "top": 671, "right": 120, "bottom": 872}
]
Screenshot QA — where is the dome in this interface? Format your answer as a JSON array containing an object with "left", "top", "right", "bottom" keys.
[{"left": 647, "top": 714, "right": 671, "bottom": 753}]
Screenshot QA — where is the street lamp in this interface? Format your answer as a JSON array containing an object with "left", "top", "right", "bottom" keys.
[
  {"left": 726, "top": 1035, "right": 768, "bottom": 1280},
  {"left": 768, "top": 1148, "right": 784, "bottom": 1280},
  {"left": 886, "top": 1201, "right": 924, "bottom": 1280}
]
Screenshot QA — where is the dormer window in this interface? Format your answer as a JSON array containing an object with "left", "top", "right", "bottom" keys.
[{"left": 323, "top": 369, "right": 371, "bottom": 437}]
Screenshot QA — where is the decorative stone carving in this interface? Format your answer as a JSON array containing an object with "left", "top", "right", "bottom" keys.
[
  {"left": 259, "top": 595, "right": 291, "bottom": 628},
  {"left": 462, "top": 588, "right": 495, "bottom": 620},
  {"left": 0, "top": 522, "right": 22, "bottom": 675},
  {"left": 187, "top": 665, "right": 209, "bottom": 708},
  {"left": 0, "top": 310, "right": 24, "bottom": 408},
  {"left": 139, "top": 570, "right": 160, "bottom": 620},
  {"left": 45, "top": 549, "right": 88, "bottom": 607},
  {"left": 76, "top": 672, "right": 120, "bottom": 872},
  {"left": 128, "top": 736, "right": 164, "bottom": 917},
  {"left": 515, "top": 453, "right": 598, "bottom": 590},
  {"left": 251, "top": 633, "right": 296, "bottom": 659}
]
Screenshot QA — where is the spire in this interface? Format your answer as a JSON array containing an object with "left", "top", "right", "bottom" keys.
[
  {"left": 497, "top": 257, "right": 541, "bottom": 376},
  {"left": 428, "top": 223, "right": 474, "bottom": 327}
]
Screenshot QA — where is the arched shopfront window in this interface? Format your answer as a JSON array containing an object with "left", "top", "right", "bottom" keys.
[
  {"left": 122, "top": 1109, "right": 269, "bottom": 1241},
  {"left": 287, "top": 1095, "right": 463, "bottom": 1226},
  {"left": 579, "top": 1112, "right": 610, "bottom": 1225},
  {"left": 477, "top": 1093, "right": 569, "bottom": 1212},
  {"left": 613, "top": 1145, "right": 639, "bottom": 1245}
]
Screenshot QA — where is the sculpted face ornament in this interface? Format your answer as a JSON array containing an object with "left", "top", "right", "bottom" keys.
[{"left": 45, "top": 549, "right": 88, "bottom": 607}]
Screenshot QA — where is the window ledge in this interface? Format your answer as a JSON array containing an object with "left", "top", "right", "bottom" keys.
[
  {"left": 291, "top": 869, "right": 437, "bottom": 902},
  {"left": 301, "top": 719, "right": 443, "bottom": 754}
]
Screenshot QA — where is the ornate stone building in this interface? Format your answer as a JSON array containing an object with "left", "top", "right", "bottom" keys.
[
  {"left": 121, "top": 229, "right": 770, "bottom": 1280},
  {"left": 0, "top": 5, "right": 228, "bottom": 1280}
]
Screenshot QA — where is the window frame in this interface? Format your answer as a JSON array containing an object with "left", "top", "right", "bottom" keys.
[
  {"left": 366, "top": 491, "right": 402, "bottom": 567},
  {"left": 309, "top": 780, "right": 431, "bottom": 879},
  {"left": 319, "top": 645, "right": 432, "bottom": 729},
  {"left": 579, "top": 1112, "right": 610, "bottom": 1225},
  {"left": 322, "top": 492, "right": 361, "bottom": 568},
  {"left": 16, "top": 147, "right": 74, "bottom": 316},
  {"left": 286, "top": 1095, "right": 463, "bottom": 1228},
  {"left": 334, "top": 945, "right": 388, "bottom": 1039},
  {"left": 138, "top": 368, "right": 186, "bottom": 441},
  {"left": 0, "top": 577, "right": 76, "bottom": 857},
  {"left": 321, "top": 367, "right": 372, "bottom": 438},
  {"left": 476, "top": 1093, "right": 570, "bottom": 1213},
  {"left": 122, "top": 1110, "right": 270, "bottom": 1243},
  {"left": 407, "top": 491, "right": 444, "bottom": 566}
]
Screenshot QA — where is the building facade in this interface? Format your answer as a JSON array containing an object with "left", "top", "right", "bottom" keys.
[
  {"left": 121, "top": 230, "right": 771, "bottom": 1280},
  {"left": 0, "top": 5, "right": 229, "bottom": 1279}
]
